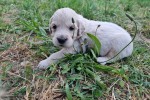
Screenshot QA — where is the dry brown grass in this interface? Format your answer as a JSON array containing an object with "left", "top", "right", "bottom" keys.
[{"left": 0, "top": 34, "right": 65, "bottom": 99}]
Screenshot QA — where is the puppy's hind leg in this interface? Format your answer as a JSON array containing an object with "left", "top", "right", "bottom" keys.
[
  {"left": 97, "top": 57, "right": 109, "bottom": 65},
  {"left": 97, "top": 48, "right": 118, "bottom": 65}
]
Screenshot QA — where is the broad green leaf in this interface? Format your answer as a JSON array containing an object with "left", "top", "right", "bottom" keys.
[
  {"left": 94, "top": 65, "right": 129, "bottom": 80},
  {"left": 94, "top": 64, "right": 114, "bottom": 72},
  {"left": 87, "top": 33, "right": 101, "bottom": 55},
  {"left": 65, "top": 82, "right": 72, "bottom": 100}
]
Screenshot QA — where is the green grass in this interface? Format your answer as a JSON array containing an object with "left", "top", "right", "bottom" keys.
[{"left": 0, "top": 0, "right": 150, "bottom": 99}]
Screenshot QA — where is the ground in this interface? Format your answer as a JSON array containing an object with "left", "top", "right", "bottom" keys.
[{"left": 0, "top": 0, "right": 150, "bottom": 100}]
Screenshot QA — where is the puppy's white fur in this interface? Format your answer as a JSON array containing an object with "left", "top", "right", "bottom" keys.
[{"left": 38, "top": 8, "right": 133, "bottom": 69}]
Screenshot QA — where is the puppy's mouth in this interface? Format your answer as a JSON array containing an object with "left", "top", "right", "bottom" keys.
[
  {"left": 58, "top": 43, "right": 72, "bottom": 48},
  {"left": 59, "top": 44, "right": 64, "bottom": 47},
  {"left": 58, "top": 43, "right": 66, "bottom": 48}
]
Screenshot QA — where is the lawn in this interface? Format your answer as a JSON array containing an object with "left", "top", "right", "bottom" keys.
[{"left": 0, "top": 0, "right": 150, "bottom": 99}]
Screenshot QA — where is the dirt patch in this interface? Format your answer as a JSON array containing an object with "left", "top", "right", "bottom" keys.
[
  {"left": 0, "top": 43, "right": 33, "bottom": 62},
  {"left": 2, "top": 9, "right": 18, "bottom": 25}
]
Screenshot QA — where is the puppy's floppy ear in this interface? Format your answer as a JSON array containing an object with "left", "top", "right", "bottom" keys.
[
  {"left": 48, "top": 17, "right": 53, "bottom": 35},
  {"left": 76, "top": 19, "right": 85, "bottom": 37}
]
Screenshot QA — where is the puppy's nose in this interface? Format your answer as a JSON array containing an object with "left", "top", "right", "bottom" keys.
[{"left": 57, "top": 37, "right": 68, "bottom": 44}]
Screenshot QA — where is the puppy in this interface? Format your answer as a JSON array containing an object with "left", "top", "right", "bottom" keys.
[{"left": 37, "top": 8, "right": 133, "bottom": 69}]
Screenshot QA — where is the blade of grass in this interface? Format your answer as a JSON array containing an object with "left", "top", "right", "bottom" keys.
[
  {"left": 65, "top": 82, "right": 72, "bottom": 100},
  {"left": 85, "top": 68, "right": 106, "bottom": 90},
  {"left": 39, "top": 26, "right": 47, "bottom": 37}
]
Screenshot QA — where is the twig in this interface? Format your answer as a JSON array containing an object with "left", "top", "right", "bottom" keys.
[
  {"left": 107, "top": 78, "right": 120, "bottom": 93},
  {"left": 111, "top": 87, "right": 116, "bottom": 100},
  {"left": 127, "top": 83, "right": 131, "bottom": 99}
]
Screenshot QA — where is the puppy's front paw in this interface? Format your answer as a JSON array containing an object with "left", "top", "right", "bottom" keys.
[{"left": 37, "top": 60, "right": 50, "bottom": 69}]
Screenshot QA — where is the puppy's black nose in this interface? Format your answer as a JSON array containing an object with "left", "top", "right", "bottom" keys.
[{"left": 57, "top": 37, "right": 68, "bottom": 44}]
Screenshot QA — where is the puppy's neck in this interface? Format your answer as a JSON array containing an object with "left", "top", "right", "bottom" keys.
[{"left": 73, "top": 35, "right": 89, "bottom": 53}]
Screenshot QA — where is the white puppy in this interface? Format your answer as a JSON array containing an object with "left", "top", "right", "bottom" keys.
[{"left": 37, "top": 8, "right": 133, "bottom": 69}]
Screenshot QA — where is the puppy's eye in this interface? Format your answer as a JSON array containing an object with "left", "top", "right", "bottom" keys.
[
  {"left": 52, "top": 25, "right": 57, "bottom": 29},
  {"left": 69, "top": 26, "right": 75, "bottom": 31}
]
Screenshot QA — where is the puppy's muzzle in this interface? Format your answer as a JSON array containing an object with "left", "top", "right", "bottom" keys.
[{"left": 57, "top": 36, "right": 68, "bottom": 44}]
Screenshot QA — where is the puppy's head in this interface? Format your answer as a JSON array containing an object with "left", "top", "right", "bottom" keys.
[{"left": 49, "top": 8, "right": 85, "bottom": 48}]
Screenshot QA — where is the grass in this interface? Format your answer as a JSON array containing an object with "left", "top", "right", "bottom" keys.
[{"left": 0, "top": 0, "right": 150, "bottom": 99}]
